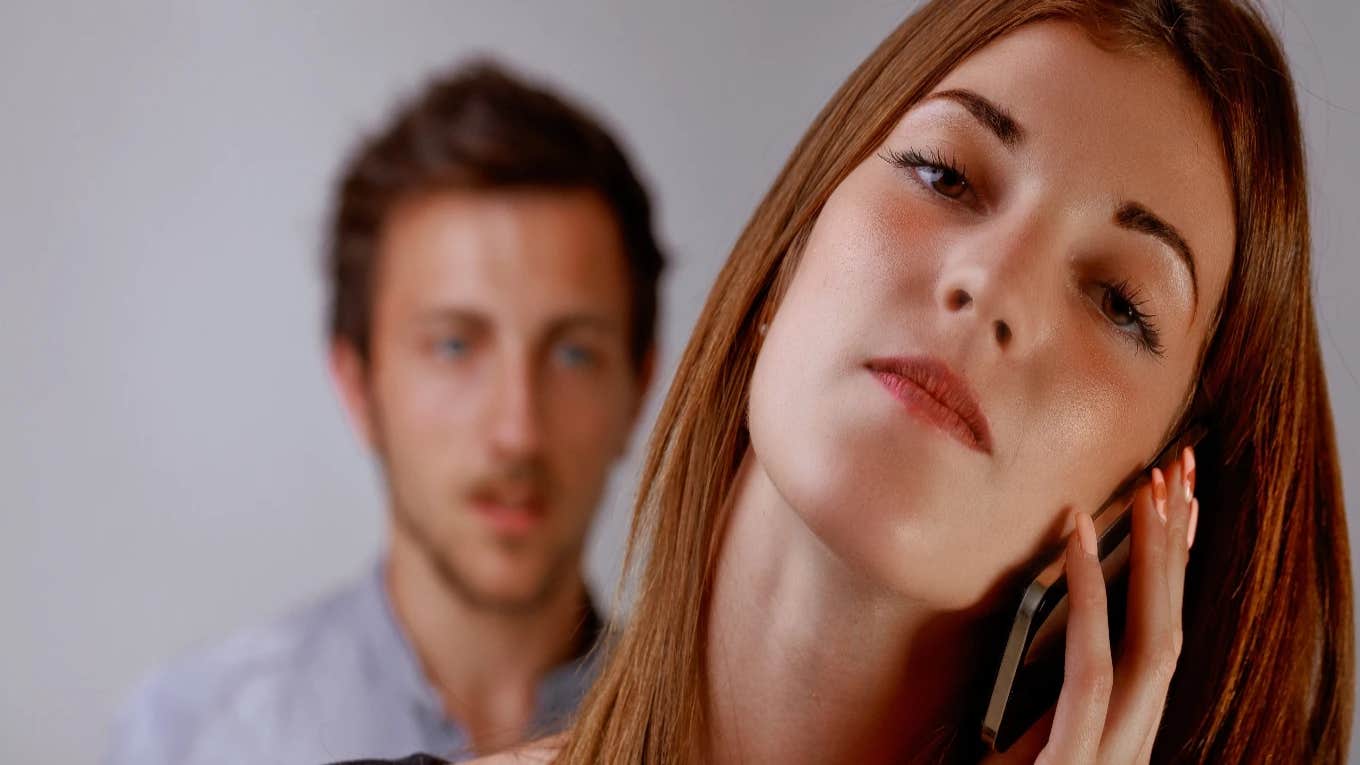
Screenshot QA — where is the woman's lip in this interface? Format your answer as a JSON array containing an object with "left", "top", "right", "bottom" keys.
[{"left": 865, "top": 356, "right": 994, "bottom": 455}]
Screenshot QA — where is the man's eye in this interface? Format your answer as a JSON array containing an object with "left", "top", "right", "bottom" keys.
[
  {"left": 913, "top": 164, "right": 969, "bottom": 199},
  {"left": 435, "top": 337, "right": 469, "bottom": 358},
  {"left": 556, "top": 343, "right": 596, "bottom": 368}
]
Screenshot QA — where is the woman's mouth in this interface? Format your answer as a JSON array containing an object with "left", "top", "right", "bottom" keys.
[{"left": 865, "top": 356, "right": 994, "bottom": 455}]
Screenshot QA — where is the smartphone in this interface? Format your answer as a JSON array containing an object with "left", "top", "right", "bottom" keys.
[{"left": 980, "top": 422, "right": 1208, "bottom": 753}]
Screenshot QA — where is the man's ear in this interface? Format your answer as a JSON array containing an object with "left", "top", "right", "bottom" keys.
[
  {"left": 614, "top": 345, "right": 658, "bottom": 459},
  {"left": 329, "top": 337, "right": 376, "bottom": 450},
  {"left": 633, "top": 344, "right": 657, "bottom": 424}
]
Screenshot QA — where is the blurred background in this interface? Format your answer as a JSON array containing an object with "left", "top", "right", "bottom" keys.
[{"left": 1, "top": 1, "right": 1355, "bottom": 762}]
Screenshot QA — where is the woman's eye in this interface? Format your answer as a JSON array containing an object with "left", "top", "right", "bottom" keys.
[
  {"left": 1088, "top": 279, "right": 1165, "bottom": 357},
  {"left": 1100, "top": 287, "right": 1139, "bottom": 328},
  {"left": 913, "top": 164, "right": 969, "bottom": 199},
  {"left": 881, "top": 148, "right": 975, "bottom": 204}
]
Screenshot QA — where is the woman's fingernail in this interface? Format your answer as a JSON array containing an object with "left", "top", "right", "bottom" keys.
[
  {"left": 1188, "top": 498, "right": 1199, "bottom": 548},
  {"left": 1151, "top": 468, "right": 1168, "bottom": 524},
  {"left": 1184, "top": 446, "right": 1197, "bottom": 496},
  {"left": 1077, "top": 512, "right": 1098, "bottom": 556}
]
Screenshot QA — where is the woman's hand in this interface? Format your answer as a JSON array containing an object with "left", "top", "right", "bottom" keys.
[{"left": 983, "top": 447, "right": 1199, "bottom": 765}]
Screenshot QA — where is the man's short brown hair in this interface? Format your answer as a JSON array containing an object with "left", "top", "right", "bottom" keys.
[{"left": 325, "top": 60, "right": 665, "bottom": 370}]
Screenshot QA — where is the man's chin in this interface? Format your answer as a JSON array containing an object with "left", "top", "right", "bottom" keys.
[
  {"left": 454, "top": 579, "right": 562, "bottom": 614},
  {"left": 396, "top": 507, "right": 580, "bottom": 614},
  {"left": 433, "top": 552, "right": 573, "bottom": 615}
]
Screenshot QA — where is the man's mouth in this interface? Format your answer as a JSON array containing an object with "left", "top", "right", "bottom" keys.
[{"left": 468, "top": 487, "right": 547, "bottom": 535}]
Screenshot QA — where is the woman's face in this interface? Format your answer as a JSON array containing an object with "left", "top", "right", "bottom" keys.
[{"left": 747, "top": 21, "right": 1234, "bottom": 609}]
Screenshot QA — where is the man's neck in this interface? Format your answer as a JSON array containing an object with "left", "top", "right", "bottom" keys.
[
  {"left": 704, "top": 453, "right": 991, "bottom": 764},
  {"left": 383, "top": 529, "right": 592, "bottom": 754}
]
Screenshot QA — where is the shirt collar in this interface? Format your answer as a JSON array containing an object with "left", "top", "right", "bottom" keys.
[{"left": 360, "top": 558, "right": 607, "bottom": 731}]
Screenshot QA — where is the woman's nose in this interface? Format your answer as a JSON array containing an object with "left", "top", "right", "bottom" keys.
[
  {"left": 934, "top": 220, "right": 1054, "bottom": 356},
  {"left": 942, "top": 285, "right": 1015, "bottom": 349}
]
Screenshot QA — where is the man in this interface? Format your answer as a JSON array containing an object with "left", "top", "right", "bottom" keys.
[{"left": 105, "top": 60, "right": 662, "bottom": 764}]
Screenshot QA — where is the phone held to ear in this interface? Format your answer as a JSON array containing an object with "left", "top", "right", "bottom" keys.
[{"left": 980, "top": 422, "right": 1208, "bottom": 753}]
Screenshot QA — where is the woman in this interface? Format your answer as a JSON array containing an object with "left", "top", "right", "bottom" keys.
[{"left": 350, "top": 0, "right": 1353, "bottom": 762}]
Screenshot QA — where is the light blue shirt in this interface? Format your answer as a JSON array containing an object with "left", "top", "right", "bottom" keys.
[{"left": 103, "top": 561, "right": 603, "bottom": 765}]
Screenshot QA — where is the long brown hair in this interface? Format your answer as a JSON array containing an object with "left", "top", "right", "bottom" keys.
[{"left": 559, "top": 1, "right": 1353, "bottom": 762}]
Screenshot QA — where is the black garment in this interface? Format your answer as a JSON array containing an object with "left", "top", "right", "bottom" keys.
[{"left": 329, "top": 751, "right": 451, "bottom": 756}]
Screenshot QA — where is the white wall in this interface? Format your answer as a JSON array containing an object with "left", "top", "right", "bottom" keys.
[{"left": 1, "top": 2, "right": 1356, "bottom": 763}]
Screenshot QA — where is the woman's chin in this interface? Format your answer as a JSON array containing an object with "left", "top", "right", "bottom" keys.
[{"left": 752, "top": 413, "right": 1001, "bottom": 607}]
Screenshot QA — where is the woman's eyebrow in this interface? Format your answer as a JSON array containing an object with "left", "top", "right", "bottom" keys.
[
  {"left": 923, "top": 88, "right": 1025, "bottom": 149},
  {"left": 1115, "top": 202, "right": 1200, "bottom": 313}
]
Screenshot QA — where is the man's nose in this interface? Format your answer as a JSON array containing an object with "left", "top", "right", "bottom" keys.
[
  {"left": 933, "top": 213, "right": 1057, "bottom": 356},
  {"left": 487, "top": 352, "right": 543, "bottom": 460}
]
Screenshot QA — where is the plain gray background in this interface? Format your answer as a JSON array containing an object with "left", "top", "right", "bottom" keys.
[{"left": 2, "top": 2, "right": 1356, "bottom": 763}]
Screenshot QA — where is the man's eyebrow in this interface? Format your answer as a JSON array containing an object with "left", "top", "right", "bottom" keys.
[
  {"left": 418, "top": 309, "right": 620, "bottom": 334},
  {"left": 924, "top": 88, "right": 1025, "bottom": 149},
  {"left": 546, "top": 314, "right": 621, "bottom": 336},
  {"left": 1115, "top": 202, "right": 1200, "bottom": 312},
  {"left": 418, "top": 307, "right": 487, "bottom": 326}
]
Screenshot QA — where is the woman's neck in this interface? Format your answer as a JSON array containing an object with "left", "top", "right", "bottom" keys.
[{"left": 704, "top": 452, "right": 992, "bottom": 764}]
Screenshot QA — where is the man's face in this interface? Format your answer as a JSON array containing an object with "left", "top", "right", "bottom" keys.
[{"left": 335, "top": 188, "right": 647, "bottom": 613}]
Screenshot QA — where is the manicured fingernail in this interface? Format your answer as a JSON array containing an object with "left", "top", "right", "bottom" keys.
[
  {"left": 1183, "top": 446, "right": 1196, "bottom": 495},
  {"left": 1151, "top": 468, "right": 1168, "bottom": 524},
  {"left": 1188, "top": 498, "right": 1199, "bottom": 548},
  {"left": 1076, "top": 512, "right": 1098, "bottom": 556}
]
